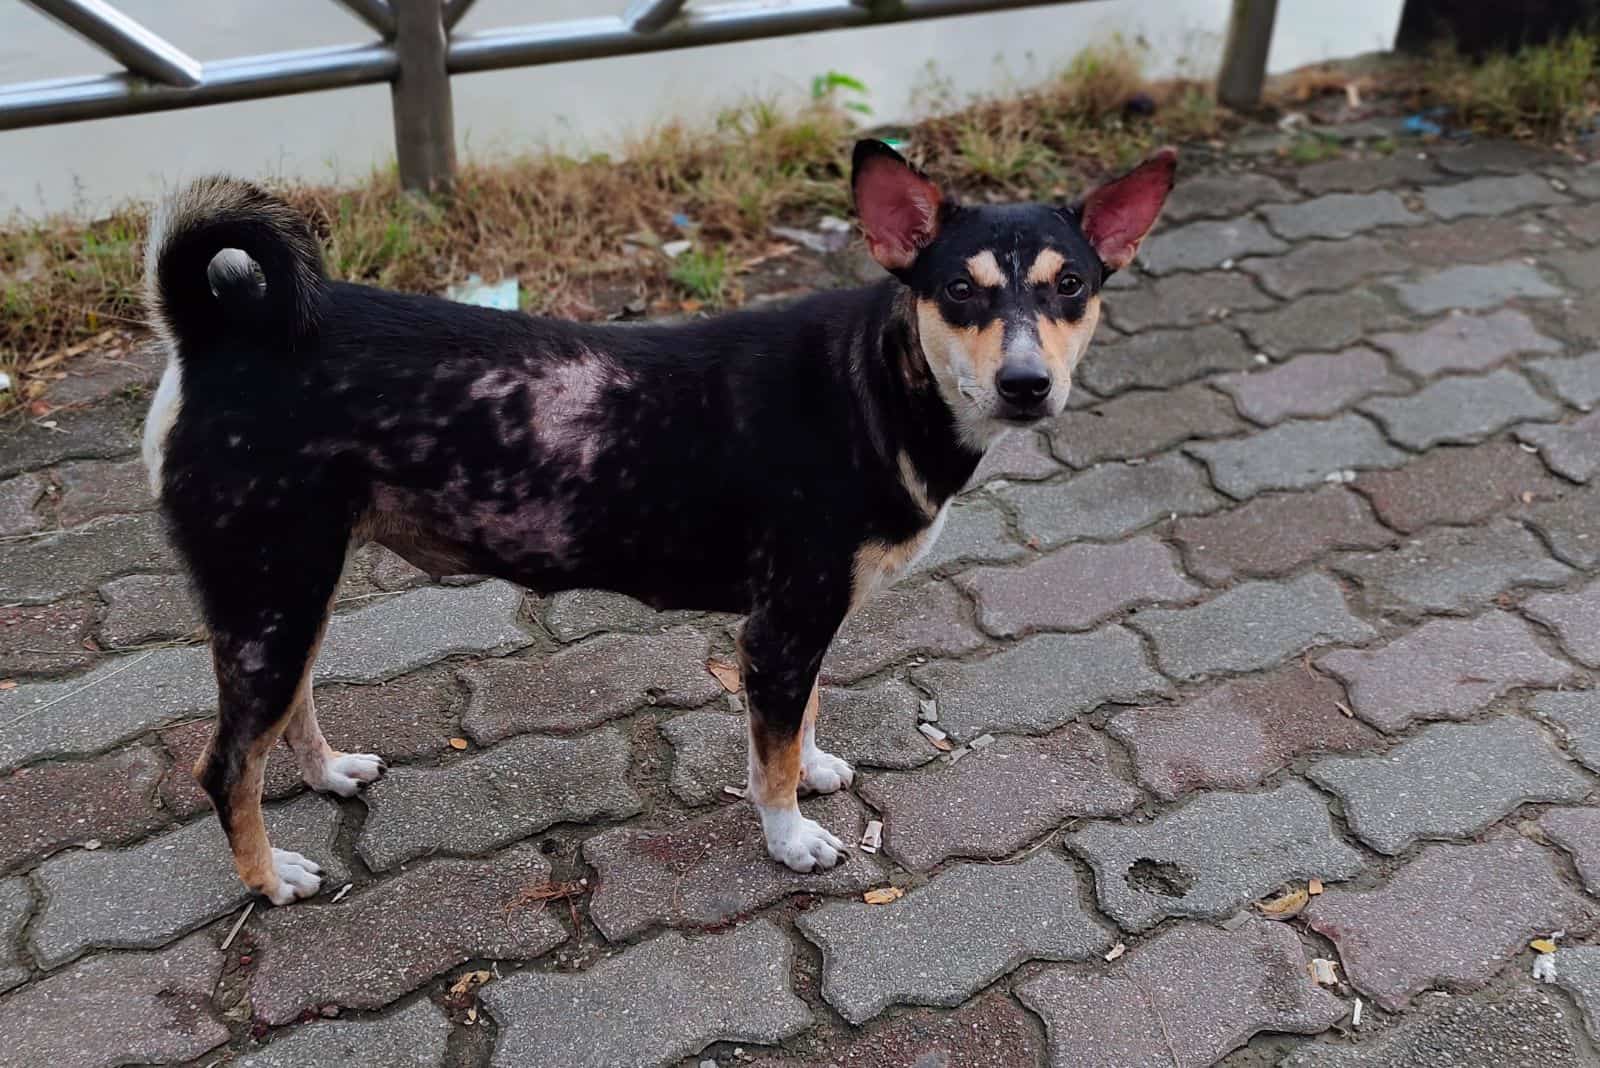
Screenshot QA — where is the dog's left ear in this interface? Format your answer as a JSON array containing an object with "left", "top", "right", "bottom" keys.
[
  {"left": 852, "top": 139, "right": 944, "bottom": 271},
  {"left": 1078, "top": 146, "right": 1178, "bottom": 272}
]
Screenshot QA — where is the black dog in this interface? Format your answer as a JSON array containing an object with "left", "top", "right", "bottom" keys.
[{"left": 142, "top": 140, "right": 1176, "bottom": 904}]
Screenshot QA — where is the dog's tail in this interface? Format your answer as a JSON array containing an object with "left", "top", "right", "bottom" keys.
[{"left": 144, "top": 176, "right": 327, "bottom": 352}]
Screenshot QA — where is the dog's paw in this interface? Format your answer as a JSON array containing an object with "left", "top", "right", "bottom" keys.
[
  {"left": 264, "top": 848, "right": 323, "bottom": 905},
  {"left": 305, "top": 752, "right": 386, "bottom": 797},
  {"left": 762, "top": 809, "right": 847, "bottom": 873},
  {"left": 800, "top": 747, "right": 855, "bottom": 795}
]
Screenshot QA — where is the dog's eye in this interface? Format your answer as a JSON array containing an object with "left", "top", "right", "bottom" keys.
[
  {"left": 1057, "top": 274, "right": 1086, "bottom": 298},
  {"left": 946, "top": 279, "right": 974, "bottom": 302}
]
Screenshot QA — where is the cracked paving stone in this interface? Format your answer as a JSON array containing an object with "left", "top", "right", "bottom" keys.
[
  {"left": 0, "top": 596, "right": 97, "bottom": 677},
  {"left": 482, "top": 921, "right": 810, "bottom": 1068},
  {"left": 1235, "top": 290, "right": 1402, "bottom": 357},
  {"left": 0, "top": 745, "right": 165, "bottom": 872},
  {"left": 743, "top": 992, "right": 1044, "bottom": 1068},
  {"left": 1310, "top": 717, "right": 1588, "bottom": 855},
  {"left": 1262, "top": 190, "right": 1422, "bottom": 239},
  {"left": 997, "top": 453, "right": 1222, "bottom": 547},
  {"left": 1391, "top": 260, "right": 1564, "bottom": 314},
  {"left": 0, "top": 397, "right": 140, "bottom": 481},
  {"left": 317, "top": 580, "right": 532, "bottom": 684},
  {"left": 1522, "top": 483, "right": 1600, "bottom": 569},
  {"left": 1529, "top": 690, "right": 1600, "bottom": 773},
  {"left": 1102, "top": 271, "right": 1276, "bottom": 332},
  {"left": 1107, "top": 665, "right": 1380, "bottom": 800},
  {"left": 0, "top": 878, "right": 28, "bottom": 993},
  {"left": 1526, "top": 580, "right": 1600, "bottom": 666},
  {"left": 460, "top": 626, "right": 719, "bottom": 741},
  {"left": 98, "top": 573, "right": 199, "bottom": 647},
  {"left": 1371, "top": 308, "right": 1562, "bottom": 377},
  {"left": 542, "top": 589, "right": 693, "bottom": 642},
  {"left": 1360, "top": 369, "right": 1563, "bottom": 449},
  {"left": 1319, "top": 612, "right": 1576, "bottom": 733},
  {"left": 1128, "top": 573, "right": 1375, "bottom": 680},
  {"left": 1076, "top": 323, "right": 1255, "bottom": 395},
  {"left": 1017, "top": 919, "right": 1345, "bottom": 1068},
  {"left": 1529, "top": 350, "right": 1600, "bottom": 410},
  {"left": 358, "top": 729, "right": 641, "bottom": 870},
  {"left": 1164, "top": 172, "right": 1295, "bottom": 221},
  {"left": 1541, "top": 808, "right": 1600, "bottom": 893},
  {"left": 0, "top": 512, "right": 171, "bottom": 605},
  {"left": 910, "top": 496, "right": 1025, "bottom": 576},
  {"left": 909, "top": 627, "right": 1169, "bottom": 741},
  {"left": 797, "top": 853, "right": 1111, "bottom": 1024},
  {"left": 822, "top": 581, "right": 984, "bottom": 684},
  {"left": 1187, "top": 414, "right": 1408, "bottom": 499},
  {"left": 1352, "top": 439, "right": 1565, "bottom": 533},
  {"left": 1066, "top": 780, "right": 1363, "bottom": 933},
  {"left": 1306, "top": 838, "right": 1596, "bottom": 1011},
  {"left": 1423, "top": 173, "right": 1570, "bottom": 219},
  {"left": 1240, "top": 237, "right": 1410, "bottom": 299},
  {"left": 0, "top": 472, "right": 44, "bottom": 536},
  {"left": 251, "top": 846, "right": 566, "bottom": 1025},
  {"left": 1332, "top": 517, "right": 1574, "bottom": 615},
  {"left": 859, "top": 728, "right": 1141, "bottom": 871},
  {"left": 1555, "top": 947, "right": 1600, "bottom": 1047},
  {"left": 1171, "top": 486, "right": 1394, "bottom": 584},
  {"left": 236, "top": 1000, "right": 451, "bottom": 1068},
  {"left": 1050, "top": 382, "right": 1244, "bottom": 468},
  {"left": 1518, "top": 409, "right": 1600, "bottom": 483},
  {"left": 957, "top": 536, "right": 1199, "bottom": 637},
  {"left": 30, "top": 793, "right": 346, "bottom": 969},
  {"left": 51, "top": 458, "right": 153, "bottom": 526},
  {"left": 1214, "top": 347, "right": 1409, "bottom": 425},
  {"left": 1138, "top": 217, "right": 1288, "bottom": 274},
  {"left": 0, "top": 932, "right": 226, "bottom": 1068},
  {"left": 584, "top": 792, "right": 877, "bottom": 939}
]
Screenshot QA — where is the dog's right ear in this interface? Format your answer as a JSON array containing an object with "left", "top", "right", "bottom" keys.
[{"left": 852, "top": 139, "right": 943, "bottom": 271}]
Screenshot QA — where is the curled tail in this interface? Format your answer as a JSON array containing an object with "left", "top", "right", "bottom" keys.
[{"left": 144, "top": 176, "right": 327, "bottom": 352}]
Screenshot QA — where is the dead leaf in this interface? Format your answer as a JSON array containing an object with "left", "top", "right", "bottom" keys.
[
  {"left": 449, "top": 970, "right": 493, "bottom": 997},
  {"left": 1256, "top": 887, "right": 1310, "bottom": 920},
  {"left": 706, "top": 657, "right": 742, "bottom": 693},
  {"left": 1308, "top": 878, "right": 1324, "bottom": 896},
  {"left": 1334, "top": 701, "right": 1354, "bottom": 718},
  {"left": 679, "top": 299, "right": 704, "bottom": 313},
  {"left": 448, "top": 737, "right": 469, "bottom": 750},
  {"left": 863, "top": 886, "right": 904, "bottom": 905},
  {"left": 1532, "top": 938, "right": 1558, "bottom": 954},
  {"left": 0, "top": 680, "right": 14, "bottom": 691}
]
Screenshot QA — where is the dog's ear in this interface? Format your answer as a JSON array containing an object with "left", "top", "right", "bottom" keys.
[
  {"left": 1077, "top": 146, "right": 1178, "bottom": 272},
  {"left": 852, "top": 139, "right": 944, "bottom": 271}
]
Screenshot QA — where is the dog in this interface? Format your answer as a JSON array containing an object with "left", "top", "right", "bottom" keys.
[{"left": 141, "top": 139, "right": 1176, "bottom": 904}]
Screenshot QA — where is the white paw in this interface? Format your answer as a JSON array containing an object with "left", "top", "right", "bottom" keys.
[
  {"left": 800, "top": 747, "right": 855, "bottom": 795},
  {"left": 760, "top": 807, "right": 847, "bottom": 873},
  {"left": 265, "top": 848, "right": 323, "bottom": 905},
  {"left": 307, "top": 752, "right": 386, "bottom": 797}
]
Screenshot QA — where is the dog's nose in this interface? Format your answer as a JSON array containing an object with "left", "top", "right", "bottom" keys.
[{"left": 996, "top": 365, "right": 1052, "bottom": 403}]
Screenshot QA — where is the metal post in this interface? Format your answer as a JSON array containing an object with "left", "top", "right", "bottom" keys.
[
  {"left": 27, "top": 0, "right": 203, "bottom": 86},
  {"left": 1216, "top": 0, "right": 1277, "bottom": 111},
  {"left": 390, "top": 0, "right": 455, "bottom": 193}
]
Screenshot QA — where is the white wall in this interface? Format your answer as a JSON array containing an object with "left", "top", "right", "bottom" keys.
[{"left": 0, "top": 0, "right": 1403, "bottom": 217}]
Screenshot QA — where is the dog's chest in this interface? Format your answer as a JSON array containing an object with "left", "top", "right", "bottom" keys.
[{"left": 850, "top": 501, "right": 950, "bottom": 609}]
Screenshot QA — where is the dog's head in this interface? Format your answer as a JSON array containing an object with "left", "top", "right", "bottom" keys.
[{"left": 852, "top": 139, "right": 1175, "bottom": 446}]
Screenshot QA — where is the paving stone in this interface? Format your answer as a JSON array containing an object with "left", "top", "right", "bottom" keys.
[
  {"left": 1333, "top": 517, "right": 1574, "bottom": 615},
  {"left": 798, "top": 853, "right": 1111, "bottom": 1024},
  {"left": 1547, "top": 247, "right": 1600, "bottom": 292},
  {"left": 1436, "top": 140, "right": 1566, "bottom": 176},
  {"left": 1305, "top": 838, "right": 1596, "bottom": 1011},
  {"left": 0, "top": 746, "right": 165, "bottom": 872},
  {"left": 252, "top": 847, "right": 566, "bottom": 1025},
  {"left": 998, "top": 453, "right": 1222, "bottom": 546},
  {"left": 1522, "top": 483, "right": 1600, "bottom": 569},
  {"left": 968, "top": 428, "right": 1060, "bottom": 484},
  {"left": 1164, "top": 171, "right": 1295, "bottom": 221},
  {"left": 0, "top": 878, "right": 29, "bottom": 993},
  {"left": 1107, "top": 666, "right": 1380, "bottom": 800},
  {"left": 1550, "top": 201, "right": 1600, "bottom": 243},
  {"left": 236, "top": 1000, "right": 451, "bottom": 1068},
  {"left": 1128, "top": 573, "right": 1375, "bottom": 680},
  {"left": 1215, "top": 347, "right": 1409, "bottom": 425},
  {"left": 909, "top": 627, "right": 1169, "bottom": 740},
  {"left": 1018, "top": 920, "right": 1345, "bottom": 1068},
  {"left": 0, "top": 932, "right": 226, "bottom": 1068},
  {"left": 1361, "top": 369, "right": 1563, "bottom": 449},
  {"left": 1102, "top": 270, "right": 1276, "bottom": 332},
  {"left": 1353, "top": 440, "right": 1565, "bottom": 533},
  {"left": 1529, "top": 690, "right": 1600, "bottom": 773},
  {"left": 0, "top": 512, "right": 171, "bottom": 604},
  {"left": 364, "top": 544, "right": 431, "bottom": 591},
  {"left": 1529, "top": 350, "right": 1600, "bottom": 410},
  {"left": 860, "top": 728, "right": 1141, "bottom": 871},
  {"left": 1296, "top": 153, "right": 1441, "bottom": 195},
  {"left": 1172, "top": 486, "right": 1393, "bottom": 584},
  {"left": 957, "top": 536, "right": 1199, "bottom": 637},
  {"left": 1139, "top": 217, "right": 1288, "bottom": 274},
  {"left": 910, "top": 496, "right": 1025, "bottom": 575},
  {"left": 1279, "top": 985, "right": 1582, "bottom": 1068},
  {"left": 359, "top": 729, "right": 640, "bottom": 870},
  {"left": 1311, "top": 718, "right": 1588, "bottom": 855},
  {"left": 98, "top": 572, "right": 199, "bottom": 647},
  {"left": 1423, "top": 173, "right": 1570, "bottom": 219},
  {"left": 1235, "top": 289, "right": 1403, "bottom": 357},
  {"left": 1394, "top": 215, "right": 1563, "bottom": 268},
  {"left": 1392, "top": 261, "right": 1564, "bottom": 314},
  {"left": 1067, "top": 781, "right": 1362, "bottom": 932},
  {"left": 483, "top": 922, "right": 810, "bottom": 1068},
  {"left": 159, "top": 717, "right": 302, "bottom": 818},
  {"left": 1187, "top": 414, "right": 1408, "bottom": 499},
  {"left": 1540, "top": 808, "right": 1600, "bottom": 893},
  {"left": 0, "top": 596, "right": 97, "bottom": 676},
  {"left": 40, "top": 344, "right": 164, "bottom": 409},
  {"left": 1262, "top": 191, "right": 1423, "bottom": 239},
  {"left": 461, "top": 626, "right": 717, "bottom": 741},
  {"left": 30, "top": 793, "right": 345, "bottom": 968},
  {"left": 1239, "top": 237, "right": 1410, "bottom": 298},
  {"left": 0, "top": 473, "right": 44, "bottom": 536},
  {"left": 1569, "top": 161, "right": 1600, "bottom": 199},
  {"left": 543, "top": 589, "right": 672, "bottom": 642},
  {"left": 0, "top": 396, "right": 142, "bottom": 481},
  {"left": 1050, "top": 382, "right": 1244, "bottom": 467},
  {"left": 587, "top": 792, "right": 876, "bottom": 939},
  {"left": 51, "top": 458, "right": 153, "bottom": 526},
  {"left": 318, "top": 580, "right": 532, "bottom": 685},
  {"left": 822, "top": 582, "right": 984, "bottom": 684},
  {"left": 1076, "top": 323, "right": 1255, "bottom": 395},
  {"left": 1554, "top": 947, "right": 1600, "bottom": 1048},
  {"left": 1526, "top": 580, "right": 1600, "bottom": 666},
  {"left": 744, "top": 992, "right": 1044, "bottom": 1068},
  {"left": 1519, "top": 409, "right": 1600, "bottom": 483},
  {"left": 1371, "top": 308, "right": 1563, "bottom": 376}
]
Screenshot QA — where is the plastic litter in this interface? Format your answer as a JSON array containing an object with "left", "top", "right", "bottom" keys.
[{"left": 446, "top": 275, "right": 519, "bottom": 310}]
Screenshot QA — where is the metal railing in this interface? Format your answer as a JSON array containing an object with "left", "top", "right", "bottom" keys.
[{"left": 3, "top": 0, "right": 1281, "bottom": 192}]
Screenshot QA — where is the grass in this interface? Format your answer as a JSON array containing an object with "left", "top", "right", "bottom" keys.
[
  {"left": 668, "top": 247, "right": 731, "bottom": 306},
  {"left": 1419, "top": 30, "right": 1599, "bottom": 136}
]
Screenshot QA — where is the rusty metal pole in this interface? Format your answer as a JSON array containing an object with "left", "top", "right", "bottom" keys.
[
  {"left": 391, "top": 0, "right": 455, "bottom": 193},
  {"left": 1216, "top": 0, "right": 1278, "bottom": 111}
]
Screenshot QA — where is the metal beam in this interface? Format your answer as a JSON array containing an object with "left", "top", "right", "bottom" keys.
[
  {"left": 442, "top": 0, "right": 476, "bottom": 31},
  {"left": 626, "top": 0, "right": 690, "bottom": 33},
  {"left": 25, "top": 0, "right": 203, "bottom": 87},
  {"left": 333, "top": 0, "right": 396, "bottom": 37}
]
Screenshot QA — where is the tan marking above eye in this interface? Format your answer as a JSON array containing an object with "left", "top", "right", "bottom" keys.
[
  {"left": 965, "top": 250, "right": 1006, "bottom": 288},
  {"left": 1026, "top": 247, "right": 1067, "bottom": 286}
]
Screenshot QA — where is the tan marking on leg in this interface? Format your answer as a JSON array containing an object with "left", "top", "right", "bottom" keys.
[
  {"left": 965, "top": 250, "right": 1007, "bottom": 289},
  {"left": 1026, "top": 247, "right": 1067, "bottom": 286},
  {"left": 749, "top": 719, "right": 802, "bottom": 809},
  {"left": 227, "top": 732, "right": 279, "bottom": 894}
]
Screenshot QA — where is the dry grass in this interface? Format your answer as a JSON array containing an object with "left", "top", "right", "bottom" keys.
[{"left": 1419, "top": 31, "right": 1599, "bottom": 136}]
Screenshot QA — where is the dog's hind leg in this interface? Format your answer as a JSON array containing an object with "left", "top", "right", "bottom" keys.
[{"left": 281, "top": 605, "right": 385, "bottom": 797}]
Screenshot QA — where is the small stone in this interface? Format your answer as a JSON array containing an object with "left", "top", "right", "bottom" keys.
[
  {"left": 1370, "top": 308, "right": 1561, "bottom": 377},
  {"left": 1214, "top": 347, "right": 1409, "bottom": 425},
  {"left": 1171, "top": 486, "right": 1393, "bottom": 584},
  {"left": 1187, "top": 414, "right": 1408, "bottom": 499},
  {"left": 1391, "top": 261, "right": 1563, "bottom": 314},
  {"left": 1423, "top": 174, "right": 1570, "bottom": 219},
  {"left": 235, "top": 1000, "right": 451, "bottom": 1068},
  {"left": 1518, "top": 410, "right": 1600, "bottom": 483},
  {"left": 1262, "top": 191, "right": 1423, "bottom": 239},
  {"left": 1352, "top": 439, "right": 1565, "bottom": 533},
  {"left": 1360, "top": 369, "right": 1562, "bottom": 449},
  {"left": 998, "top": 453, "right": 1222, "bottom": 546}
]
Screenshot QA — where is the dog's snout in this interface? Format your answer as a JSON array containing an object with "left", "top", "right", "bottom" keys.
[{"left": 996, "top": 363, "right": 1052, "bottom": 403}]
